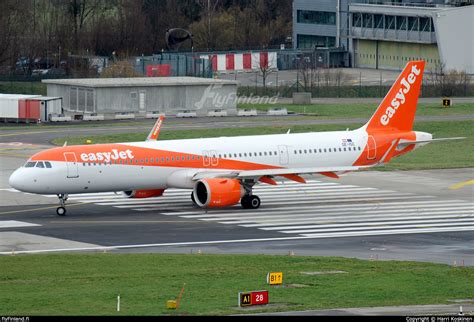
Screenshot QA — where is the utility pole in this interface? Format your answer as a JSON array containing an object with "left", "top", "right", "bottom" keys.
[{"left": 208, "top": 0, "right": 211, "bottom": 51}]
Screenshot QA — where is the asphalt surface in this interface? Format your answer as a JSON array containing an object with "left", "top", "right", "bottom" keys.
[{"left": 0, "top": 147, "right": 472, "bottom": 265}]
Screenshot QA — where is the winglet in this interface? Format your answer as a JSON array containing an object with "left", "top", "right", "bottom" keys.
[{"left": 147, "top": 115, "right": 165, "bottom": 141}]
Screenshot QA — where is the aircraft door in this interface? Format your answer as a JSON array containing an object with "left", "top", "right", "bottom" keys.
[
  {"left": 367, "top": 136, "right": 377, "bottom": 160},
  {"left": 64, "top": 152, "right": 79, "bottom": 178},
  {"left": 278, "top": 145, "right": 289, "bottom": 165}
]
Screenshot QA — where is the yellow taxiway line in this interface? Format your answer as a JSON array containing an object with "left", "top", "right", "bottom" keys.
[{"left": 449, "top": 179, "right": 474, "bottom": 190}]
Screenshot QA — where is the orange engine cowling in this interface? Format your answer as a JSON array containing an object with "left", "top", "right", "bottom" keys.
[
  {"left": 193, "top": 178, "right": 244, "bottom": 208},
  {"left": 123, "top": 189, "right": 165, "bottom": 199}
]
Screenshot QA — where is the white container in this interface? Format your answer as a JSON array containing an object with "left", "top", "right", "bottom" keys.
[
  {"left": 83, "top": 113, "right": 105, "bottom": 121},
  {"left": 115, "top": 113, "right": 135, "bottom": 120},
  {"left": 267, "top": 107, "right": 288, "bottom": 116},
  {"left": 176, "top": 110, "right": 197, "bottom": 118},
  {"left": 0, "top": 94, "right": 41, "bottom": 119},
  {"left": 237, "top": 109, "right": 258, "bottom": 117},
  {"left": 146, "top": 111, "right": 165, "bottom": 119},
  {"left": 207, "top": 109, "right": 228, "bottom": 117},
  {"left": 49, "top": 114, "right": 72, "bottom": 122}
]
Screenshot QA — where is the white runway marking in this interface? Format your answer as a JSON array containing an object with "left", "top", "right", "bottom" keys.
[
  {"left": 0, "top": 220, "right": 40, "bottom": 228},
  {"left": 9, "top": 179, "right": 474, "bottom": 240}
]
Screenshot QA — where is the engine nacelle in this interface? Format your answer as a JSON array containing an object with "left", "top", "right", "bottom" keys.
[
  {"left": 123, "top": 189, "right": 165, "bottom": 199},
  {"left": 193, "top": 178, "right": 244, "bottom": 208}
]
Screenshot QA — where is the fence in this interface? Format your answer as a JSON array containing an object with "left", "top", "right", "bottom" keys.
[
  {"left": 234, "top": 69, "right": 474, "bottom": 98},
  {"left": 134, "top": 54, "right": 213, "bottom": 78}
]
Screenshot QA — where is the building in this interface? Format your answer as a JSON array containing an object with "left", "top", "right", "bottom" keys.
[
  {"left": 293, "top": 0, "right": 473, "bottom": 73},
  {"left": 0, "top": 94, "right": 62, "bottom": 123},
  {"left": 42, "top": 77, "right": 239, "bottom": 118}
]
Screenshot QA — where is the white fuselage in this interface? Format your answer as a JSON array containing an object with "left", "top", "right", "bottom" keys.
[{"left": 9, "top": 129, "right": 369, "bottom": 195}]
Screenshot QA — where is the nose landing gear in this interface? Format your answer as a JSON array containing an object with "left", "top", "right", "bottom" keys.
[{"left": 56, "top": 194, "right": 68, "bottom": 216}]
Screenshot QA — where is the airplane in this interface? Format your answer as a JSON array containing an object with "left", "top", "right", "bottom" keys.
[{"left": 9, "top": 60, "right": 464, "bottom": 216}]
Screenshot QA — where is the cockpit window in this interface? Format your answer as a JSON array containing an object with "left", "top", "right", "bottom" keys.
[
  {"left": 36, "top": 162, "right": 45, "bottom": 168},
  {"left": 45, "top": 161, "right": 52, "bottom": 168},
  {"left": 25, "top": 161, "right": 36, "bottom": 168}
]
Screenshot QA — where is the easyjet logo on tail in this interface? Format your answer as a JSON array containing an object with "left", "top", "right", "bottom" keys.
[
  {"left": 380, "top": 64, "right": 421, "bottom": 126},
  {"left": 80, "top": 149, "right": 134, "bottom": 162}
]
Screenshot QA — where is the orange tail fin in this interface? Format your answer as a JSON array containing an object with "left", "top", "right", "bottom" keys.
[{"left": 364, "top": 61, "right": 425, "bottom": 133}]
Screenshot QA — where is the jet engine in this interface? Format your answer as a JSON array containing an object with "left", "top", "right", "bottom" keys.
[
  {"left": 193, "top": 178, "right": 244, "bottom": 208},
  {"left": 122, "top": 189, "right": 165, "bottom": 198}
]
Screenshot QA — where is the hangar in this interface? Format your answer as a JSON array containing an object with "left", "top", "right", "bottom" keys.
[
  {"left": 42, "top": 77, "right": 238, "bottom": 119},
  {"left": 293, "top": 0, "right": 473, "bottom": 73}
]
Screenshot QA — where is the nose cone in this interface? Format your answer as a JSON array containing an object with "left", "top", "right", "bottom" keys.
[{"left": 9, "top": 169, "right": 25, "bottom": 191}]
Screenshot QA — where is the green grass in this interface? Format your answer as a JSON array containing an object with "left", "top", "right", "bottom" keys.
[
  {"left": 51, "top": 120, "right": 474, "bottom": 171},
  {"left": 238, "top": 103, "right": 474, "bottom": 119},
  {"left": 0, "top": 254, "right": 472, "bottom": 316}
]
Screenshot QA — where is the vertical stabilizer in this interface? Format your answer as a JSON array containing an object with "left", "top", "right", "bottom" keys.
[{"left": 364, "top": 61, "right": 425, "bottom": 133}]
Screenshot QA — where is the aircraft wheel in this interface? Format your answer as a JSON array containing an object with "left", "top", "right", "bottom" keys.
[
  {"left": 249, "top": 195, "right": 261, "bottom": 209},
  {"left": 241, "top": 195, "right": 251, "bottom": 209},
  {"left": 56, "top": 207, "right": 66, "bottom": 216}
]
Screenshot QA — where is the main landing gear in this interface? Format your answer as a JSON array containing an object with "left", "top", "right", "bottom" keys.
[
  {"left": 56, "top": 194, "right": 68, "bottom": 216},
  {"left": 241, "top": 195, "right": 261, "bottom": 209}
]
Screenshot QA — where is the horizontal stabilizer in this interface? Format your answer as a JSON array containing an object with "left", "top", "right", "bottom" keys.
[{"left": 397, "top": 137, "right": 465, "bottom": 149}]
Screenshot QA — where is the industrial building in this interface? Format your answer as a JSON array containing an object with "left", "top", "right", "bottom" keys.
[
  {"left": 42, "top": 77, "right": 239, "bottom": 118},
  {"left": 293, "top": 0, "right": 474, "bottom": 73}
]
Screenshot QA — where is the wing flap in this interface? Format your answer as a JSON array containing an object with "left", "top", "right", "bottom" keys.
[{"left": 191, "top": 166, "right": 367, "bottom": 181}]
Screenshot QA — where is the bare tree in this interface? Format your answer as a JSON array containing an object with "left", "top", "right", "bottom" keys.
[
  {"left": 196, "top": 0, "right": 220, "bottom": 51},
  {"left": 259, "top": 53, "right": 277, "bottom": 93}
]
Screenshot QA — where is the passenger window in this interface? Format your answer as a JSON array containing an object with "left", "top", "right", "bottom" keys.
[
  {"left": 260, "top": 152, "right": 263, "bottom": 156},
  {"left": 339, "top": 148, "right": 342, "bottom": 152},
  {"left": 187, "top": 156, "right": 190, "bottom": 161},
  {"left": 299, "top": 150, "right": 302, "bottom": 154},
  {"left": 314, "top": 149, "right": 317, "bottom": 153},
  {"left": 239, "top": 153, "right": 242, "bottom": 157},
  {"left": 25, "top": 162, "right": 36, "bottom": 168},
  {"left": 45, "top": 161, "right": 52, "bottom": 168},
  {"left": 324, "top": 149, "right": 327, "bottom": 153},
  {"left": 244, "top": 153, "right": 247, "bottom": 157},
  {"left": 319, "top": 149, "right": 322, "bottom": 153},
  {"left": 268, "top": 152, "right": 272, "bottom": 156},
  {"left": 36, "top": 162, "right": 45, "bottom": 168},
  {"left": 264, "top": 152, "right": 267, "bottom": 156},
  {"left": 344, "top": 148, "right": 347, "bottom": 151}
]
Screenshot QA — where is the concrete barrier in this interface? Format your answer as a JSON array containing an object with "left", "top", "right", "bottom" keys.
[
  {"left": 83, "top": 113, "right": 105, "bottom": 121},
  {"left": 146, "top": 112, "right": 165, "bottom": 119},
  {"left": 115, "top": 113, "right": 135, "bottom": 120},
  {"left": 267, "top": 107, "right": 288, "bottom": 116},
  {"left": 208, "top": 109, "right": 228, "bottom": 117},
  {"left": 237, "top": 109, "right": 258, "bottom": 117},
  {"left": 49, "top": 114, "right": 72, "bottom": 122}
]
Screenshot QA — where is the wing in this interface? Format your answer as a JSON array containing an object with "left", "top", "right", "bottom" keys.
[{"left": 192, "top": 166, "right": 369, "bottom": 184}]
